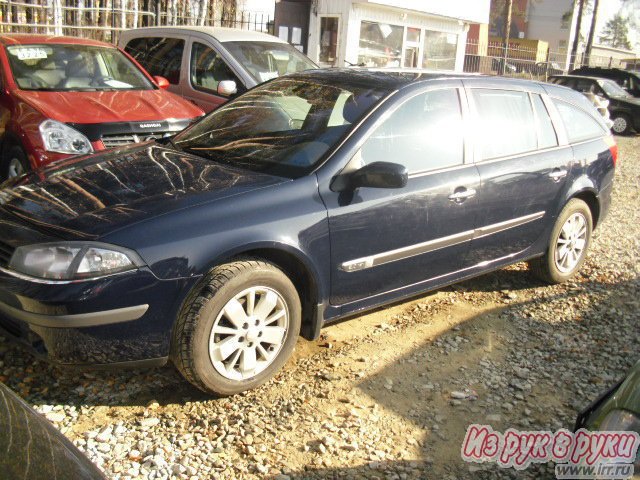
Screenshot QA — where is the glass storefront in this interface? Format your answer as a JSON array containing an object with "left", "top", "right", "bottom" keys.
[
  {"left": 357, "top": 20, "right": 403, "bottom": 68},
  {"left": 357, "top": 21, "right": 458, "bottom": 71},
  {"left": 423, "top": 30, "right": 458, "bottom": 70}
]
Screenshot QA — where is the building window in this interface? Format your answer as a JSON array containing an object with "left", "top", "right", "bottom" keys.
[
  {"left": 422, "top": 30, "right": 457, "bottom": 70},
  {"left": 319, "top": 17, "right": 339, "bottom": 65},
  {"left": 358, "top": 21, "right": 403, "bottom": 68}
]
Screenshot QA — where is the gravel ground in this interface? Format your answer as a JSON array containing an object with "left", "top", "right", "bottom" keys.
[{"left": 0, "top": 135, "right": 638, "bottom": 480}]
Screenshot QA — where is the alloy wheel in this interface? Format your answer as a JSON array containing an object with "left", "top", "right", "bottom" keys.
[
  {"left": 612, "top": 116, "right": 628, "bottom": 134},
  {"left": 554, "top": 212, "right": 587, "bottom": 273},
  {"left": 208, "top": 286, "right": 289, "bottom": 381}
]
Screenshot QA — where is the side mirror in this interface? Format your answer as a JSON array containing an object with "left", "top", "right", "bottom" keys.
[
  {"left": 153, "top": 76, "right": 170, "bottom": 90},
  {"left": 217, "top": 80, "right": 237, "bottom": 97},
  {"left": 348, "top": 161, "right": 408, "bottom": 190}
]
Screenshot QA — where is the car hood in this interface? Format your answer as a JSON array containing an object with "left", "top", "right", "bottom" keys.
[
  {"left": 0, "top": 143, "right": 288, "bottom": 241},
  {"left": 610, "top": 94, "right": 640, "bottom": 107},
  {"left": 14, "top": 89, "right": 203, "bottom": 124}
]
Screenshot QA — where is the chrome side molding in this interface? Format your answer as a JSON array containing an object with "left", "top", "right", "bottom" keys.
[{"left": 339, "top": 211, "right": 545, "bottom": 272}]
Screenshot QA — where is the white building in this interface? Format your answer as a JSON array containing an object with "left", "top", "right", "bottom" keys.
[
  {"left": 525, "top": 0, "right": 577, "bottom": 54},
  {"left": 305, "top": 0, "right": 490, "bottom": 71}
]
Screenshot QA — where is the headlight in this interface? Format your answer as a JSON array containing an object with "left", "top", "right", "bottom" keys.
[
  {"left": 8, "top": 242, "right": 143, "bottom": 280},
  {"left": 39, "top": 119, "right": 93, "bottom": 155},
  {"left": 599, "top": 409, "right": 640, "bottom": 433},
  {"left": 598, "top": 409, "right": 640, "bottom": 470}
]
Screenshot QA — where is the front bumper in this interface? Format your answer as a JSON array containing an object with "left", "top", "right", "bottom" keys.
[{"left": 0, "top": 267, "right": 198, "bottom": 366}]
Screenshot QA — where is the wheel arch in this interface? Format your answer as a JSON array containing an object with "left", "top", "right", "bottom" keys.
[
  {"left": 190, "top": 242, "right": 325, "bottom": 341},
  {"left": 568, "top": 188, "right": 601, "bottom": 229}
]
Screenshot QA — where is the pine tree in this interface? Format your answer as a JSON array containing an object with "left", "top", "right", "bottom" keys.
[{"left": 598, "top": 13, "right": 633, "bottom": 49}]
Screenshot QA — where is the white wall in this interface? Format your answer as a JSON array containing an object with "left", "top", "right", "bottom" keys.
[
  {"left": 237, "top": 0, "right": 276, "bottom": 16},
  {"left": 308, "top": 0, "right": 474, "bottom": 70},
  {"left": 358, "top": 0, "right": 490, "bottom": 24},
  {"left": 526, "top": 0, "right": 576, "bottom": 53}
]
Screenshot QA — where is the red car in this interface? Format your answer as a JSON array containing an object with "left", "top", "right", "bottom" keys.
[{"left": 0, "top": 34, "right": 204, "bottom": 179}]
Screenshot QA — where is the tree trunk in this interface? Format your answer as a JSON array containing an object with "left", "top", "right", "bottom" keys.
[
  {"left": 199, "top": 0, "right": 208, "bottom": 25},
  {"left": 132, "top": 0, "right": 138, "bottom": 28},
  {"left": 569, "top": 0, "right": 586, "bottom": 70},
  {"left": 53, "top": 0, "right": 63, "bottom": 35},
  {"left": 584, "top": 0, "right": 600, "bottom": 65}
]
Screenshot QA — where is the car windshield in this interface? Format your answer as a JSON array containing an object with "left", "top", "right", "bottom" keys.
[
  {"left": 6, "top": 44, "right": 154, "bottom": 91},
  {"left": 598, "top": 79, "right": 631, "bottom": 97},
  {"left": 174, "top": 74, "right": 391, "bottom": 178},
  {"left": 222, "top": 41, "right": 317, "bottom": 83}
]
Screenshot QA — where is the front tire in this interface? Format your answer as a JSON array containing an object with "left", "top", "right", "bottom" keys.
[
  {"left": 0, "top": 144, "right": 29, "bottom": 180},
  {"left": 611, "top": 113, "right": 632, "bottom": 135},
  {"left": 529, "top": 199, "right": 593, "bottom": 284},
  {"left": 172, "top": 259, "right": 301, "bottom": 396}
]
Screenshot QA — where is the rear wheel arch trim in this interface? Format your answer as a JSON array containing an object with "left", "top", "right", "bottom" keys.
[{"left": 564, "top": 187, "right": 601, "bottom": 229}]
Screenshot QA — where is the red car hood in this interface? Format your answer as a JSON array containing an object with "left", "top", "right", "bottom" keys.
[{"left": 15, "top": 89, "right": 203, "bottom": 123}]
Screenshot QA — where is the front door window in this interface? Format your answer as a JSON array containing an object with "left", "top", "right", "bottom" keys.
[{"left": 190, "top": 42, "right": 242, "bottom": 95}]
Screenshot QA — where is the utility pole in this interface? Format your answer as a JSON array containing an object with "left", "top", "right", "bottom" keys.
[
  {"left": 584, "top": 0, "right": 600, "bottom": 66},
  {"left": 569, "top": 0, "right": 586, "bottom": 71},
  {"left": 502, "top": 0, "right": 513, "bottom": 75}
]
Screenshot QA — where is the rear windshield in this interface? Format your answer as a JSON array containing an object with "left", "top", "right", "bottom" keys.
[
  {"left": 6, "top": 44, "right": 154, "bottom": 91},
  {"left": 223, "top": 41, "right": 317, "bottom": 83},
  {"left": 174, "top": 75, "right": 390, "bottom": 178}
]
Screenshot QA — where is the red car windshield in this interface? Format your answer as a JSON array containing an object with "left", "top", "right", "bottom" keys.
[{"left": 6, "top": 44, "right": 154, "bottom": 91}]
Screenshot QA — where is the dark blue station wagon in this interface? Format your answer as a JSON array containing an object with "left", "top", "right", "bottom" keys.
[{"left": 0, "top": 70, "right": 617, "bottom": 395}]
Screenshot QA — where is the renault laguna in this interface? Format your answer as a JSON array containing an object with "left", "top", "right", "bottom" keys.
[{"left": 0, "top": 70, "right": 616, "bottom": 395}]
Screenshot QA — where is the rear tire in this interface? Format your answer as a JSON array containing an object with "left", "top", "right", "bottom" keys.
[
  {"left": 171, "top": 259, "right": 301, "bottom": 396},
  {"left": 0, "top": 144, "right": 29, "bottom": 180},
  {"left": 611, "top": 113, "right": 632, "bottom": 135},
  {"left": 529, "top": 199, "right": 593, "bottom": 284}
]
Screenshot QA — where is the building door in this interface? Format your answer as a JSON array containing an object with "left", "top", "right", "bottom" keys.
[
  {"left": 318, "top": 16, "right": 340, "bottom": 67},
  {"left": 274, "top": 0, "right": 311, "bottom": 53},
  {"left": 403, "top": 27, "right": 421, "bottom": 68}
]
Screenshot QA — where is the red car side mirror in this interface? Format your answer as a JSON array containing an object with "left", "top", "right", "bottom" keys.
[{"left": 153, "top": 76, "right": 170, "bottom": 90}]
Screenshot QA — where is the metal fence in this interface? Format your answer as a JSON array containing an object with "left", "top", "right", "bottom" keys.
[
  {"left": 0, "top": 0, "right": 272, "bottom": 44},
  {"left": 464, "top": 39, "right": 632, "bottom": 80}
]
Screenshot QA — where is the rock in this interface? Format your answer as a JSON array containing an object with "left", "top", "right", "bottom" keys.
[
  {"left": 140, "top": 417, "right": 160, "bottom": 428},
  {"left": 45, "top": 412, "right": 65, "bottom": 423},
  {"left": 95, "top": 427, "right": 112, "bottom": 443}
]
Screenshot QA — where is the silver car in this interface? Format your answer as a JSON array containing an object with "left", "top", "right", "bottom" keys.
[{"left": 119, "top": 26, "right": 317, "bottom": 112}]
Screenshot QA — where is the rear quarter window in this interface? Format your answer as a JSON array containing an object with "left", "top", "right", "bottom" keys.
[{"left": 552, "top": 99, "right": 607, "bottom": 143}]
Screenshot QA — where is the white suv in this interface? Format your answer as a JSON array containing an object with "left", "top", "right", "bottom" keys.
[{"left": 119, "top": 26, "right": 317, "bottom": 112}]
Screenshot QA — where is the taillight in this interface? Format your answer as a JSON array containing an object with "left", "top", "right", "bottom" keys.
[{"left": 604, "top": 135, "right": 618, "bottom": 167}]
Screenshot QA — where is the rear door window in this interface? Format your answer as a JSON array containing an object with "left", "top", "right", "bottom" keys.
[
  {"left": 190, "top": 42, "right": 244, "bottom": 94},
  {"left": 552, "top": 99, "right": 606, "bottom": 143},
  {"left": 124, "top": 37, "right": 184, "bottom": 85},
  {"left": 470, "top": 89, "right": 537, "bottom": 160}
]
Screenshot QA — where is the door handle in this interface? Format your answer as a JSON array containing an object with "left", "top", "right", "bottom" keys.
[
  {"left": 448, "top": 187, "right": 477, "bottom": 203},
  {"left": 548, "top": 168, "right": 568, "bottom": 182}
]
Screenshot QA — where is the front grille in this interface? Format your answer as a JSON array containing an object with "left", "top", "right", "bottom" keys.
[
  {"left": 0, "top": 241, "right": 14, "bottom": 268},
  {"left": 102, "top": 132, "right": 168, "bottom": 149},
  {"left": 101, "top": 134, "right": 140, "bottom": 149}
]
